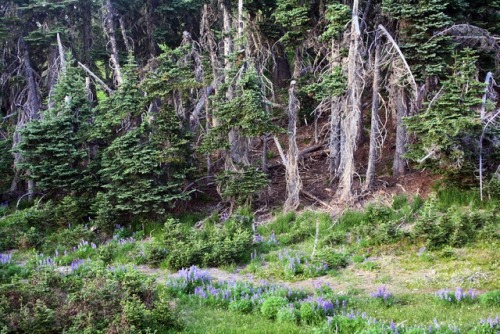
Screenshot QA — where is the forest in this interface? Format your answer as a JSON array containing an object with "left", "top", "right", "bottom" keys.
[{"left": 0, "top": 0, "right": 499, "bottom": 333}]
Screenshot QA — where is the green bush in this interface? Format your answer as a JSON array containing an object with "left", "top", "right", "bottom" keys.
[
  {"left": 0, "top": 261, "right": 181, "bottom": 333},
  {"left": 162, "top": 218, "right": 253, "bottom": 269},
  {"left": 480, "top": 290, "right": 500, "bottom": 306},
  {"left": 0, "top": 205, "right": 53, "bottom": 251},
  {"left": 137, "top": 242, "right": 169, "bottom": 267},
  {"left": 41, "top": 225, "right": 96, "bottom": 254},
  {"left": 260, "top": 296, "right": 288, "bottom": 319},
  {"left": 299, "top": 302, "right": 318, "bottom": 324},
  {"left": 315, "top": 248, "right": 348, "bottom": 269},
  {"left": 413, "top": 198, "right": 498, "bottom": 249},
  {"left": 229, "top": 299, "right": 253, "bottom": 314},
  {"left": 276, "top": 305, "right": 297, "bottom": 323}
]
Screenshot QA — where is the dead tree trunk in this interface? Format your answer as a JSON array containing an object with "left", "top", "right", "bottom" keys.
[
  {"left": 364, "top": 31, "right": 381, "bottom": 190},
  {"left": 393, "top": 86, "right": 408, "bottom": 177},
  {"left": 222, "top": 0, "right": 249, "bottom": 166},
  {"left": 328, "top": 97, "right": 342, "bottom": 179},
  {"left": 119, "top": 16, "right": 133, "bottom": 55},
  {"left": 81, "top": 0, "right": 93, "bottom": 64},
  {"left": 104, "top": 0, "right": 123, "bottom": 85},
  {"left": 284, "top": 80, "right": 302, "bottom": 212},
  {"left": 13, "top": 38, "right": 42, "bottom": 199},
  {"left": 338, "top": 0, "right": 363, "bottom": 201},
  {"left": 328, "top": 40, "right": 344, "bottom": 180}
]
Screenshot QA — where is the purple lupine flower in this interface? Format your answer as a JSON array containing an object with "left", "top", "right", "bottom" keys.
[
  {"left": 39, "top": 257, "right": 55, "bottom": 267},
  {"left": 467, "top": 289, "right": 478, "bottom": 299},
  {"left": 70, "top": 259, "right": 85, "bottom": 271},
  {"left": 91, "top": 242, "right": 97, "bottom": 249},
  {"left": 480, "top": 315, "right": 500, "bottom": 329},
  {"left": 390, "top": 321, "right": 399, "bottom": 334},
  {"left": 219, "top": 212, "right": 230, "bottom": 222},
  {"left": 0, "top": 253, "right": 12, "bottom": 265},
  {"left": 268, "top": 232, "right": 277, "bottom": 245},
  {"left": 455, "top": 287, "right": 463, "bottom": 301},
  {"left": 371, "top": 286, "right": 392, "bottom": 302},
  {"left": 178, "top": 265, "right": 211, "bottom": 284},
  {"left": 254, "top": 234, "right": 263, "bottom": 243},
  {"left": 194, "top": 286, "right": 207, "bottom": 299}
]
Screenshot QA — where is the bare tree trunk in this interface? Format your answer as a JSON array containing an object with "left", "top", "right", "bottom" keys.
[
  {"left": 284, "top": 81, "right": 302, "bottom": 212},
  {"left": 104, "top": 0, "right": 123, "bottom": 85},
  {"left": 364, "top": 31, "right": 381, "bottom": 190},
  {"left": 328, "top": 97, "right": 342, "bottom": 179},
  {"left": 262, "top": 134, "right": 269, "bottom": 173},
  {"left": 479, "top": 72, "right": 496, "bottom": 201},
  {"left": 14, "top": 38, "right": 42, "bottom": 199},
  {"left": 393, "top": 86, "right": 408, "bottom": 177},
  {"left": 338, "top": 0, "right": 363, "bottom": 201},
  {"left": 237, "top": 0, "right": 244, "bottom": 45},
  {"left": 80, "top": 0, "right": 93, "bottom": 64},
  {"left": 119, "top": 16, "right": 133, "bottom": 55},
  {"left": 222, "top": 0, "right": 249, "bottom": 166},
  {"left": 328, "top": 41, "right": 343, "bottom": 180}
]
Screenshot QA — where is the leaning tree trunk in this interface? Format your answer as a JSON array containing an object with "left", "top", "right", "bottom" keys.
[
  {"left": 338, "top": 0, "right": 363, "bottom": 201},
  {"left": 364, "top": 30, "right": 381, "bottom": 190},
  {"left": 284, "top": 80, "right": 302, "bottom": 212}
]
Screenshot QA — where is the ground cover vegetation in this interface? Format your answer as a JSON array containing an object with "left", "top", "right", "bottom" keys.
[{"left": 1, "top": 0, "right": 500, "bottom": 332}]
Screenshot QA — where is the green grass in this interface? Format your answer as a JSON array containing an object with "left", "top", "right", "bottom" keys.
[
  {"left": 176, "top": 299, "right": 311, "bottom": 334},
  {"left": 353, "top": 294, "right": 500, "bottom": 327}
]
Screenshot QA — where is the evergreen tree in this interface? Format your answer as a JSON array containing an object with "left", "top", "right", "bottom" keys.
[
  {"left": 405, "top": 48, "right": 484, "bottom": 181},
  {"left": 383, "top": 0, "right": 454, "bottom": 81},
  {"left": 17, "top": 58, "right": 92, "bottom": 196},
  {"left": 94, "top": 55, "right": 191, "bottom": 226}
]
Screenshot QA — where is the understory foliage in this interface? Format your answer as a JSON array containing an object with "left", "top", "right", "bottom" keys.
[
  {"left": 0, "top": 263, "right": 180, "bottom": 333},
  {"left": 162, "top": 216, "right": 253, "bottom": 269}
]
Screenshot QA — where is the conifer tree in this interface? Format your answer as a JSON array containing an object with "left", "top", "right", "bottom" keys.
[
  {"left": 383, "top": 0, "right": 454, "bottom": 82},
  {"left": 94, "top": 55, "right": 191, "bottom": 225},
  {"left": 17, "top": 57, "right": 92, "bottom": 197},
  {"left": 405, "top": 48, "right": 484, "bottom": 181}
]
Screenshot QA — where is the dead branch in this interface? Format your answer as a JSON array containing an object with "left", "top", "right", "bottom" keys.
[{"left": 77, "top": 62, "right": 113, "bottom": 94}]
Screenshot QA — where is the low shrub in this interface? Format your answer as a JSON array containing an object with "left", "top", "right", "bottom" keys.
[
  {"left": 413, "top": 197, "right": 499, "bottom": 249},
  {"left": 479, "top": 290, "right": 500, "bottom": 306},
  {"left": 261, "top": 296, "right": 288, "bottom": 319},
  {"left": 276, "top": 305, "right": 297, "bottom": 323},
  {"left": 315, "top": 248, "right": 348, "bottom": 269},
  {"left": 162, "top": 218, "right": 253, "bottom": 269},
  {"left": 0, "top": 261, "right": 181, "bottom": 333}
]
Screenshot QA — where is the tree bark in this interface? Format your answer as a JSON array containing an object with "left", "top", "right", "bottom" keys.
[
  {"left": 364, "top": 31, "right": 381, "bottom": 190},
  {"left": 338, "top": 0, "right": 363, "bottom": 201},
  {"left": 104, "top": 0, "right": 123, "bottom": 85},
  {"left": 328, "top": 96, "right": 342, "bottom": 179},
  {"left": 393, "top": 86, "right": 408, "bottom": 177},
  {"left": 81, "top": 0, "right": 93, "bottom": 64},
  {"left": 119, "top": 16, "right": 133, "bottom": 55},
  {"left": 14, "top": 38, "right": 42, "bottom": 199},
  {"left": 284, "top": 81, "right": 302, "bottom": 212}
]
